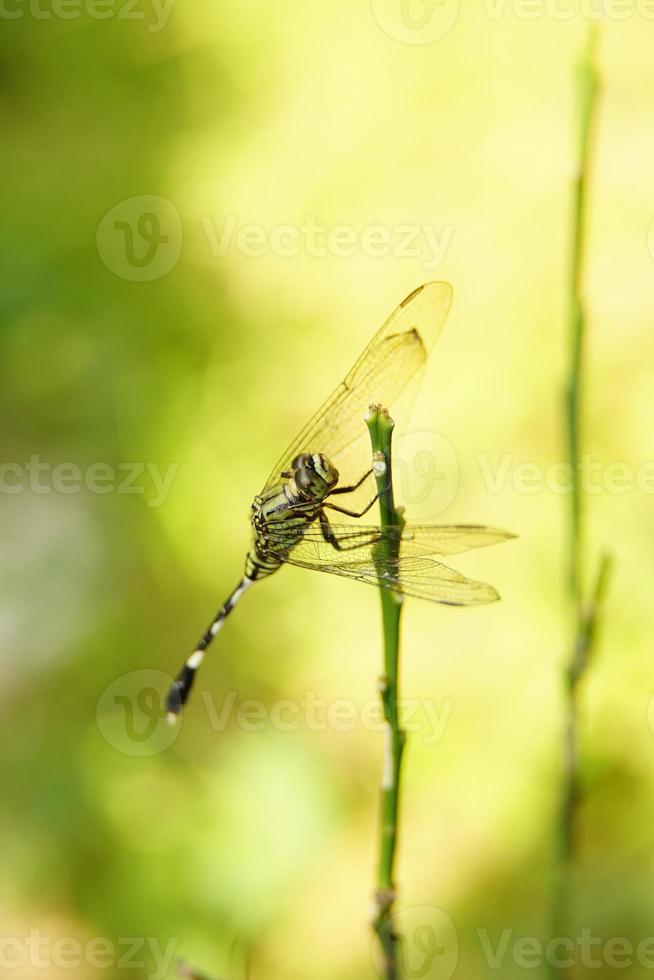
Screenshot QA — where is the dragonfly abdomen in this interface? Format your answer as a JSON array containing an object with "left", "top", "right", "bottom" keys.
[{"left": 244, "top": 548, "right": 283, "bottom": 580}]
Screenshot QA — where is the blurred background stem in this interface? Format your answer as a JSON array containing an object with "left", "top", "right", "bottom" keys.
[
  {"left": 367, "top": 406, "right": 407, "bottom": 980},
  {"left": 553, "top": 27, "right": 612, "bottom": 970}
]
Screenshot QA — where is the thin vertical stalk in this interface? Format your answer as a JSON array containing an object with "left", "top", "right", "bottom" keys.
[
  {"left": 566, "top": 26, "right": 598, "bottom": 608},
  {"left": 368, "top": 405, "right": 406, "bottom": 980},
  {"left": 553, "top": 27, "right": 612, "bottom": 967}
]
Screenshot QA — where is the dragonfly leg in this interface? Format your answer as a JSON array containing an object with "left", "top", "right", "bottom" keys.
[
  {"left": 328, "top": 467, "right": 373, "bottom": 496},
  {"left": 324, "top": 493, "right": 378, "bottom": 519},
  {"left": 318, "top": 510, "right": 380, "bottom": 551}
]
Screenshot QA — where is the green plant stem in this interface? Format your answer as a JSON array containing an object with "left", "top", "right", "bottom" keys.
[
  {"left": 553, "top": 27, "right": 612, "bottom": 969},
  {"left": 566, "top": 26, "right": 599, "bottom": 608},
  {"left": 367, "top": 405, "right": 406, "bottom": 980},
  {"left": 555, "top": 554, "right": 611, "bottom": 923}
]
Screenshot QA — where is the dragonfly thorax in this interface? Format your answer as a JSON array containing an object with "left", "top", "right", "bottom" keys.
[
  {"left": 291, "top": 452, "right": 339, "bottom": 500},
  {"left": 247, "top": 452, "right": 340, "bottom": 576}
]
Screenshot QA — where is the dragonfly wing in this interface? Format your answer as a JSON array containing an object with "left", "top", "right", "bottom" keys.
[
  {"left": 263, "top": 282, "right": 452, "bottom": 491},
  {"left": 279, "top": 551, "right": 501, "bottom": 606},
  {"left": 265, "top": 523, "right": 515, "bottom": 565}
]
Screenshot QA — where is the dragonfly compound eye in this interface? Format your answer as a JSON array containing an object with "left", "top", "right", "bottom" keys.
[
  {"left": 313, "top": 453, "right": 339, "bottom": 486},
  {"left": 295, "top": 468, "right": 313, "bottom": 491}
]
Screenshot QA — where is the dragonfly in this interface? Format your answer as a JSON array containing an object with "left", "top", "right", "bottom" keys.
[{"left": 167, "top": 282, "right": 514, "bottom": 721}]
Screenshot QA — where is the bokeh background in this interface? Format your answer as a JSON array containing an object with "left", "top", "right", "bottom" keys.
[{"left": 2, "top": 4, "right": 654, "bottom": 978}]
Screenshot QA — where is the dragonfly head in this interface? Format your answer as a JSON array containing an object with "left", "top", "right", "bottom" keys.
[{"left": 291, "top": 453, "right": 339, "bottom": 498}]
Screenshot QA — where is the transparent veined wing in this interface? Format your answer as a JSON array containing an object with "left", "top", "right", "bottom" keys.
[
  {"left": 278, "top": 550, "right": 501, "bottom": 606},
  {"left": 265, "top": 522, "right": 516, "bottom": 565},
  {"left": 263, "top": 282, "right": 453, "bottom": 493},
  {"left": 264, "top": 521, "right": 514, "bottom": 605}
]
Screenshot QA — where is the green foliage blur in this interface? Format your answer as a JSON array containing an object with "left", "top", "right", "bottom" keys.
[{"left": 1, "top": 4, "right": 654, "bottom": 979}]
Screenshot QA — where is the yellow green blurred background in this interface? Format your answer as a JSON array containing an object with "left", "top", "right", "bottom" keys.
[{"left": 2, "top": 3, "right": 654, "bottom": 978}]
